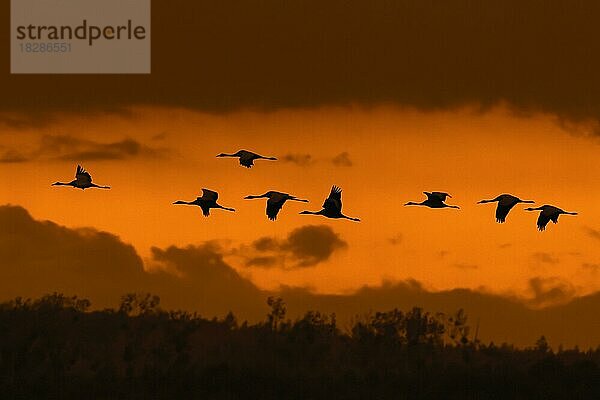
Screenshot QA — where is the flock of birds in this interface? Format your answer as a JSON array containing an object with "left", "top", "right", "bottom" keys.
[{"left": 51, "top": 150, "right": 578, "bottom": 231}]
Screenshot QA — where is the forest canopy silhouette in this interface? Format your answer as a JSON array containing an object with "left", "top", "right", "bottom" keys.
[{"left": 0, "top": 292, "right": 598, "bottom": 399}]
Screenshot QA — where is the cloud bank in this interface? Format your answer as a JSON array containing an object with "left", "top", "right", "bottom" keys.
[
  {"left": 1, "top": 204, "right": 600, "bottom": 348},
  {"left": 2, "top": 1, "right": 600, "bottom": 129},
  {"left": 0, "top": 135, "right": 167, "bottom": 163},
  {"left": 244, "top": 225, "right": 347, "bottom": 268}
]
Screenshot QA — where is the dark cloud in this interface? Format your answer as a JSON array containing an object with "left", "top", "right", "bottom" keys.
[
  {"left": 581, "top": 263, "right": 600, "bottom": 273},
  {"left": 0, "top": 205, "right": 264, "bottom": 317},
  {"left": 283, "top": 225, "right": 348, "bottom": 267},
  {"left": 584, "top": 227, "right": 600, "bottom": 240},
  {"left": 0, "top": 112, "right": 58, "bottom": 130},
  {"left": 332, "top": 152, "right": 353, "bottom": 167},
  {"left": 0, "top": 205, "right": 150, "bottom": 306},
  {"left": 281, "top": 153, "right": 314, "bottom": 167},
  {"left": 0, "top": 135, "right": 167, "bottom": 162},
  {"left": 388, "top": 234, "right": 403, "bottom": 245},
  {"left": 532, "top": 252, "right": 559, "bottom": 264},
  {"left": 0, "top": 149, "right": 28, "bottom": 163},
  {"left": 280, "top": 282, "right": 600, "bottom": 349},
  {"left": 149, "top": 244, "right": 265, "bottom": 318},
  {"left": 246, "top": 256, "right": 279, "bottom": 268},
  {"left": 38, "top": 135, "right": 167, "bottom": 161},
  {"left": 252, "top": 237, "right": 279, "bottom": 252},
  {"left": 246, "top": 225, "right": 348, "bottom": 268},
  {"left": 281, "top": 152, "right": 353, "bottom": 167},
  {"left": 3, "top": 1, "right": 600, "bottom": 128},
  {"left": 527, "top": 277, "right": 575, "bottom": 308},
  {"left": 151, "top": 132, "right": 168, "bottom": 141}
]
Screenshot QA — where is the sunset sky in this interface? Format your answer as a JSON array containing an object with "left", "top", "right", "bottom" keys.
[{"left": 1, "top": 1, "right": 599, "bottom": 346}]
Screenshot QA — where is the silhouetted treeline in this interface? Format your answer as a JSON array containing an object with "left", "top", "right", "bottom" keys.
[{"left": 0, "top": 293, "right": 599, "bottom": 399}]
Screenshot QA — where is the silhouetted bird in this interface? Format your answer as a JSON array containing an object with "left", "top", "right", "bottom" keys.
[
  {"left": 173, "top": 189, "right": 235, "bottom": 217},
  {"left": 52, "top": 165, "right": 110, "bottom": 190},
  {"left": 299, "top": 185, "right": 360, "bottom": 221},
  {"left": 477, "top": 194, "right": 534, "bottom": 223},
  {"left": 524, "top": 205, "right": 578, "bottom": 231},
  {"left": 245, "top": 191, "right": 308, "bottom": 220},
  {"left": 405, "top": 192, "right": 459, "bottom": 209},
  {"left": 216, "top": 150, "right": 277, "bottom": 168}
]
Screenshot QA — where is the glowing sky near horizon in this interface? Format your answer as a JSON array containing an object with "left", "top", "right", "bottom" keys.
[{"left": 1, "top": 105, "right": 599, "bottom": 300}]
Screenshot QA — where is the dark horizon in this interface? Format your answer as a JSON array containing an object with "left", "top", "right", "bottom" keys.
[{"left": 1, "top": 292, "right": 599, "bottom": 399}]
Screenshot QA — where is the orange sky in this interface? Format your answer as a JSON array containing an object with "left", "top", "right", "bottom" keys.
[{"left": 1, "top": 105, "right": 599, "bottom": 300}]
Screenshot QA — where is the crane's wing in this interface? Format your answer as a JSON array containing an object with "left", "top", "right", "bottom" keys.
[
  {"left": 495, "top": 202, "right": 517, "bottom": 223},
  {"left": 75, "top": 165, "right": 92, "bottom": 184},
  {"left": 536, "top": 212, "right": 551, "bottom": 231},
  {"left": 238, "top": 150, "right": 254, "bottom": 157},
  {"left": 239, "top": 151, "right": 257, "bottom": 168},
  {"left": 266, "top": 196, "right": 285, "bottom": 220},
  {"left": 201, "top": 189, "right": 219, "bottom": 201},
  {"left": 200, "top": 203, "right": 211, "bottom": 217},
  {"left": 498, "top": 195, "right": 518, "bottom": 207},
  {"left": 543, "top": 206, "right": 562, "bottom": 226},
  {"left": 323, "top": 186, "right": 342, "bottom": 213},
  {"left": 423, "top": 192, "right": 445, "bottom": 206},
  {"left": 429, "top": 192, "right": 450, "bottom": 201},
  {"left": 549, "top": 208, "right": 561, "bottom": 224}
]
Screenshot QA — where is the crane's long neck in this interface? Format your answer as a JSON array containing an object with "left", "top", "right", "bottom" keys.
[
  {"left": 52, "top": 181, "right": 71, "bottom": 186},
  {"left": 299, "top": 210, "right": 320, "bottom": 215},
  {"left": 289, "top": 197, "right": 308, "bottom": 202},
  {"left": 91, "top": 183, "right": 110, "bottom": 189},
  {"left": 173, "top": 200, "right": 193, "bottom": 205},
  {"left": 217, "top": 204, "right": 235, "bottom": 212},
  {"left": 445, "top": 205, "right": 460, "bottom": 209},
  {"left": 562, "top": 211, "right": 578, "bottom": 215},
  {"left": 342, "top": 214, "right": 360, "bottom": 222},
  {"left": 525, "top": 207, "right": 542, "bottom": 211},
  {"left": 519, "top": 200, "right": 535, "bottom": 204},
  {"left": 404, "top": 201, "right": 423, "bottom": 206},
  {"left": 245, "top": 195, "right": 265, "bottom": 200},
  {"left": 260, "top": 156, "right": 277, "bottom": 160},
  {"left": 477, "top": 199, "right": 495, "bottom": 204}
]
